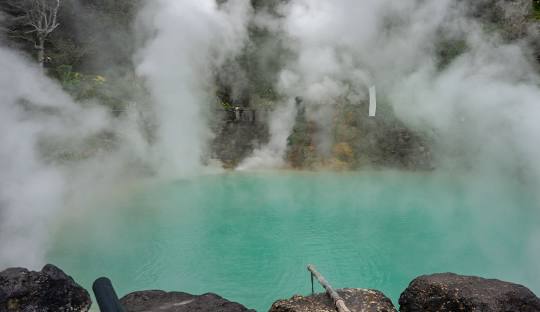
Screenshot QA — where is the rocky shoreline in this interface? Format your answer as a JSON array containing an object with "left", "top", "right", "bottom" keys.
[{"left": 1, "top": 264, "right": 539, "bottom": 312}]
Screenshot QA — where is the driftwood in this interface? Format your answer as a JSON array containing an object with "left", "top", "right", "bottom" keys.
[{"left": 307, "top": 265, "right": 352, "bottom": 312}]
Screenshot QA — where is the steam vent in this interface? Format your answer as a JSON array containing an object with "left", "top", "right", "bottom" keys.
[{"left": 1, "top": 0, "right": 540, "bottom": 311}]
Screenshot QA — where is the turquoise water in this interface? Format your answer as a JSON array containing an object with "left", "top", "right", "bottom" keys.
[{"left": 47, "top": 171, "right": 540, "bottom": 311}]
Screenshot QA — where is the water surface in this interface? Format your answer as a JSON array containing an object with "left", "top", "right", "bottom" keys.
[{"left": 47, "top": 171, "right": 540, "bottom": 311}]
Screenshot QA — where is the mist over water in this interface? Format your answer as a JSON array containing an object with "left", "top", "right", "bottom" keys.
[
  {"left": 0, "top": 0, "right": 252, "bottom": 267},
  {"left": 0, "top": 48, "right": 108, "bottom": 267},
  {"left": 46, "top": 171, "right": 540, "bottom": 311},
  {"left": 1, "top": 0, "right": 540, "bottom": 306}
]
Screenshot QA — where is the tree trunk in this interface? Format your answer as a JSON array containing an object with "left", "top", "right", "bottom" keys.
[{"left": 37, "top": 38, "right": 45, "bottom": 71}]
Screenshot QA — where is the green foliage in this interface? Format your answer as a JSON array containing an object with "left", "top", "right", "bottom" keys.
[
  {"left": 55, "top": 64, "right": 127, "bottom": 111},
  {"left": 220, "top": 100, "right": 234, "bottom": 110},
  {"left": 533, "top": 0, "right": 540, "bottom": 20},
  {"left": 56, "top": 65, "right": 98, "bottom": 95}
]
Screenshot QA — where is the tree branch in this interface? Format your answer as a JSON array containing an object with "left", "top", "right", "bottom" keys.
[{"left": 3, "top": 0, "right": 62, "bottom": 66}]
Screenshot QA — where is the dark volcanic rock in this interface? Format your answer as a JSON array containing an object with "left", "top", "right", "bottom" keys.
[
  {"left": 211, "top": 110, "right": 269, "bottom": 169},
  {"left": 269, "top": 288, "right": 397, "bottom": 312},
  {"left": 120, "top": 290, "right": 255, "bottom": 312},
  {"left": 0, "top": 264, "right": 91, "bottom": 312},
  {"left": 399, "top": 273, "right": 540, "bottom": 312}
]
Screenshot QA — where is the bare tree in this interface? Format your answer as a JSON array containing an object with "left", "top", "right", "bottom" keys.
[{"left": 2, "top": 0, "right": 61, "bottom": 69}]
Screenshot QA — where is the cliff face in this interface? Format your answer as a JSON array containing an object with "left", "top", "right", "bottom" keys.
[
  {"left": 2, "top": 0, "right": 539, "bottom": 171},
  {"left": 210, "top": 0, "right": 540, "bottom": 171},
  {"left": 211, "top": 109, "right": 270, "bottom": 169},
  {"left": 284, "top": 101, "right": 433, "bottom": 171},
  {"left": 466, "top": 0, "right": 537, "bottom": 40}
]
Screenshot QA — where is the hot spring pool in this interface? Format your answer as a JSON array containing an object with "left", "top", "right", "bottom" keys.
[{"left": 46, "top": 171, "right": 540, "bottom": 311}]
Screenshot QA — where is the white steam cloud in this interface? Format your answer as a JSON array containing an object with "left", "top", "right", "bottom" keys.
[
  {"left": 237, "top": 98, "right": 297, "bottom": 170},
  {"left": 0, "top": 48, "right": 115, "bottom": 267},
  {"left": 243, "top": 0, "right": 540, "bottom": 183},
  {"left": 0, "top": 0, "right": 252, "bottom": 268},
  {"left": 1, "top": 0, "right": 540, "bottom": 274},
  {"left": 135, "top": 0, "right": 252, "bottom": 176}
]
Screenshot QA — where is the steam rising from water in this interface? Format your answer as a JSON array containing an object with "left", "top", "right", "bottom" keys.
[
  {"left": 246, "top": 0, "right": 540, "bottom": 178},
  {"left": 0, "top": 0, "right": 252, "bottom": 267},
  {"left": 1, "top": 0, "right": 540, "bottom": 270},
  {"left": 135, "top": 0, "right": 252, "bottom": 176},
  {"left": 0, "top": 48, "right": 113, "bottom": 266},
  {"left": 237, "top": 99, "right": 297, "bottom": 170}
]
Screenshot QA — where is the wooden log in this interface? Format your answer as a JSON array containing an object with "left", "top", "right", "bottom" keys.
[{"left": 307, "top": 265, "right": 352, "bottom": 312}]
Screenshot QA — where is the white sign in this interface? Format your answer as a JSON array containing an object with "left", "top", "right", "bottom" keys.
[{"left": 369, "top": 86, "right": 377, "bottom": 117}]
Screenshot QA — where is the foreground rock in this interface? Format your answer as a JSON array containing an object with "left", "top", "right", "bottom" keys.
[
  {"left": 0, "top": 264, "right": 91, "bottom": 312},
  {"left": 120, "top": 290, "right": 255, "bottom": 312},
  {"left": 269, "top": 288, "right": 397, "bottom": 312},
  {"left": 399, "top": 273, "right": 540, "bottom": 312}
]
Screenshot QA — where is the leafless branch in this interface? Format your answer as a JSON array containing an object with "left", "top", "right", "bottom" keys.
[{"left": 3, "top": 0, "right": 62, "bottom": 67}]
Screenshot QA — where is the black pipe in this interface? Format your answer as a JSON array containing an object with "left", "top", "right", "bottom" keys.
[{"left": 92, "top": 277, "right": 126, "bottom": 312}]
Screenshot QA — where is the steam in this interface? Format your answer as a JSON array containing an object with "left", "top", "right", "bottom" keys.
[
  {"left": 238, "top": 0, "right": 540, "bottom": 290},
  {"left": 1, "top": 0, "right": 540, "bottom": 274},
  {"left": 135, "top": 0, "right": 252, "bottom": 176},
  {"left": 0, "top": 0, "right": 252, "bottom": 268},
  {"left": 237, "top": 99, "right": 297, "bottom": 170},
  {"left": 0, "top": 48, "right": 115, "bottom": 267},
  {"left": 242, "top": 0, "right": 540, "bottom": 182}
]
